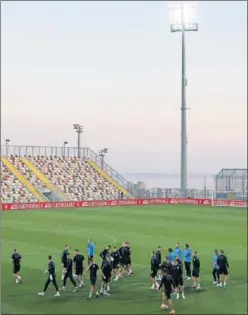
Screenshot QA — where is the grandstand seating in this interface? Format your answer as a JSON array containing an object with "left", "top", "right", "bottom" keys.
[
  {"left": 1, "top": 160, "right": 39, "bottom": 203},
  {"left": 1, "top": 154, "right": 122, "bottom": 203},
  {"left": 26, "top": 156, "right": 120, "bottom": 201},
  {"left": 23, "top": 155, "right": 120, "bottom": 200},
  {"left": 9, "top": 156, "right": 46, "bottom": 191}
]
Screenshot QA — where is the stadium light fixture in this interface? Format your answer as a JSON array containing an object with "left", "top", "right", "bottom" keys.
[
  {"left": 168, "top": 3, "right": 198, "bottom": 195},
  {"left": 73, "top": 124, "right": 83, "bottom": 158},
  {"left": 169, "top": 3, "right": 198, "bottom": 32},
  {"left": 98, "top": 148, "right": 108, "bottom": 169}
]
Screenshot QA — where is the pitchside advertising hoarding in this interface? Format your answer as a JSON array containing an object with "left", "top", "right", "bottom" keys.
[{"left": 1, "top": 198, "right": 247, "bottom": 211}]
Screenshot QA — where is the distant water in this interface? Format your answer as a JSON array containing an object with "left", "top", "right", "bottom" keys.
[{"left": 122, "top": 173, "right": 215, "bottom": 190}]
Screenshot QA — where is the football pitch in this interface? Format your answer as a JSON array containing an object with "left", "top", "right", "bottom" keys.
[{"left": 2, "top": 205, "right": 247, "bottom": 314}]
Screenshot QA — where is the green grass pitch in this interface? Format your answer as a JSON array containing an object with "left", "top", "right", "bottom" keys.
[{"left": 2, "top": 205, "right": 247, "bottom": 314}]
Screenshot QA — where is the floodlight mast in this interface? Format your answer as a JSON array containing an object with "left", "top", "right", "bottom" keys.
[
  {"left": 169, "top": 3, "right": 198, "bottom": 196},
  {"left": 73, "top": 124, "right": 83, "bottom": 158},
  {"left": 98, "top": 148, "right": 108, "bottom": 169}
]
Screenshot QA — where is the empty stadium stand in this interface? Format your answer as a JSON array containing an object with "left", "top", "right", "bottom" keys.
[
  {"left": 1, "top": 160, "right": 39, "bottom": 203},
  {"left": 9, "top": 156, "right": 46, "bottom": 191},
  {"left": 27, "top": 156, "right": 120, "bottom": 201},
  {"left": 1, "top": 155, "right": 125, "bottom": 203}
]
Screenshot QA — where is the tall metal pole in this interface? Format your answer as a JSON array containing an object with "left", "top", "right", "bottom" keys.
[
  {"left": 98, "top": 148, "right": 108, "bottom": 170},
  {"left": 77, "top": 132, "right": 80, "bottom": 158},
  {"left": 73, "top": 124, "right": 83, "bottom": 158},
  {"left": 169, "top": 3, "right": 198, "bottom": 195},
  {"left": 181, "top": 12, "right": 187, "bottom": 195}
]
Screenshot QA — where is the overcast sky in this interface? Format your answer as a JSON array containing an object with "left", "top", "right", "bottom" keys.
[{"left": 1, "top": 1, "right": 247, "bottom": 173}]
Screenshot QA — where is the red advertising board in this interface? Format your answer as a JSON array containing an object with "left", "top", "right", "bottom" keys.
[{"left": 1, "top": 198, "right": 247, "bottom": 211}]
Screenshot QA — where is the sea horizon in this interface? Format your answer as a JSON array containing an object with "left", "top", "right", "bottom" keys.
[{"left": 122, "top": 172, "right": 216, "bottom": 190}]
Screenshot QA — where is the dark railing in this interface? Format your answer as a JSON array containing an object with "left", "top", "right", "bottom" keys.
[
  {"left": 131, "top": 188, "right": 247, "bottom": 200},
  {"left": 215, "top": 168, "right": 247, "bottom": 192},
  {"left": 131, "top": 188, "right": 214, "bottom": 199}
]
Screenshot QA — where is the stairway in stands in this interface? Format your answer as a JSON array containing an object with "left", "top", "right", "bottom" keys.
[
  {"left": 22, "top": 157, "right": 67, "bottom": 201},
  {"left": 88, "top": 160, "right": 130, "bottom": 197}
]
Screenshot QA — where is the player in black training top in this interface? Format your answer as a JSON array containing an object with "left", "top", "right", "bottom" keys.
[
  {"left": 150, "top": 251, "right": 159, "bottom": 290},
  {"left": 100, "top": 245, "right": 111, "bottom": 265},
  {"left": 175, "top": 254, "right": 183, "bottom": 268},
  {"left": 118, "top": 242, "right": 133, "bottom": 276},
  {"left": 87, "top": 259, "right": 100, "bottom": 300},
  {"left": 111, "top": 246, "right": 121, "bottom": 281},
  {"left": 155, "top": 246, "right": 162, "bottom": 280},
  {"left": 158, "top": 269, "right": 176, "bottom": 314},
  {"left": 217, "top": 249, "right": 229, "bottom": 288},
  {"left": 11, "top": 249, "right": 23, "bottom": 284},
  {"left": 73, "top": 249, "right": 84, "bottom": 287},
  {"left": 61, "top": 253, "right": 78, "bottom": 292},
  {"left": 118, "top": 243, "right": 127, "bottom": 275},
  {"left": 173, "top": 258, "right": 185, "bottom": 299},
  {"left": 125, "top": 242, "right": 133, "bottom": 275},
  {"left": 160, "top": 256, "right": 173, "bottom": 276},
  {"left": 38, "top": 255, "right": 60, "bottom": 297},
  {"left": 61, "top": 245, "right": 69, "bottom": 280},
  {"left": 115, "top": 244, "right": 125, "bottom": 280},
  {"left": 192, "top": 251, "right": 201, "bottom": 289},
  {"left": 100, "top": 255, "right": 113, "bottom": 295}
]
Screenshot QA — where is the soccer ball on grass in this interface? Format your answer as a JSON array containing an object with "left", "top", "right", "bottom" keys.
[{"left": 160, "top": 304, "right": 168, "bottom": 310}]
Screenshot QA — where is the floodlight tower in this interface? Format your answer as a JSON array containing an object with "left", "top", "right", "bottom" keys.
[
  {"left": 98, "top": 148, "right": 108, "bottom": 169},
  {"left": 73, "top": 124, "right": 83, "bottom": 157},
  {"left": 169, "top": 3, "right": 198, "bottom": 195}
]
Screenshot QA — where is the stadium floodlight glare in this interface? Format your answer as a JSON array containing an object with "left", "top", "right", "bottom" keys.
[
  {"left": 168, "top": 3, "right": 198, "bottom": 195},
  {"left": 169, "top": 3, "right": 198, "bottom": 32},
  {"left": 73, "top": 124, "right": 83, "bottom": 157}
]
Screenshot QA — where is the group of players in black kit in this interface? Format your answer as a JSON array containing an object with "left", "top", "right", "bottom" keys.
[
  {"left": 36, "top": 241, "right": 133, "bottom": 299},
  {"left": 149, "top": 245, "right": 230, "bottom": 314},
  {"left": 11, "top": 241, "right": 229, "bottom": 313}
]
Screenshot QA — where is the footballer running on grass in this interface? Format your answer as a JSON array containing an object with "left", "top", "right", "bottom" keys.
[
  {"left": 61, "top": 253, "right": 78, "bottom": 292},
  {"left": 11, "top": 249, "right": 23, "bottom": 284},
  {"left": 87, "top": 258, "right": 100, "bottom": 300},
  {"left": 61, "top": 245, "right": 69, "bottom": 280},
  {"left": 100, "top": 255, "right": 113, "bottom": 295},
  {"left": 158, "top": 268, "right": 176, "bottom": 314},
  {"left": 150, "top": 251, "right": 159, "bottom": 290},
  {"left": 38, "top": 255, "right": 60, "bottom": 297}
]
